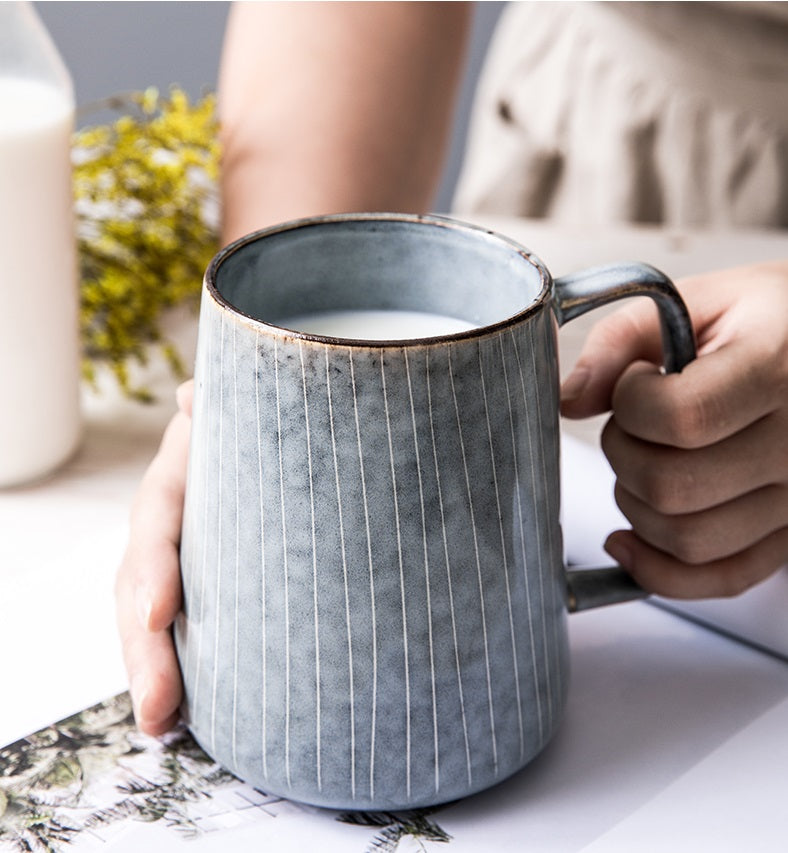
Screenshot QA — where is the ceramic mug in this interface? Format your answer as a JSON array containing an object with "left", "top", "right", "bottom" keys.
[{"left": 175, "top": 213, "right": 696, "bottom": 811}]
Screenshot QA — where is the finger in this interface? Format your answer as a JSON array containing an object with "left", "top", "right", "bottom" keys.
[
  {"left": 132, "top": 645, "right": 182, "bottom": 737},
  {"left": 601, "top": 411, "right": 787, "bottom": 515},
  {"left": 176, "top": 379, "right": 194, "bottom": 417},
  {"left": 116, "top": 547, "right": 184, "bottom": 735},
  {"left": 611, "top": 343, "right": 781, "bottom": 449},
  {"left": 561, "top": 262, "right": 788, "bottom": 423},
  {"left": 126, "top": 410, "right": 190, "bottom": 631},
  {"left": 604, "top": 527, "right": 788, "bottom": 600},
  {"left": 560, "top": 297, "right": 663, "bottom": 419},
  {"left": 613, "top": 482, "right": 788, "bottom": 566}
]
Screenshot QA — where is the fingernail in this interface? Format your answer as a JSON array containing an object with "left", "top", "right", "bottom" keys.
[
  {"left": 561, "top": 367, "right": 590, "bottom": 403},
  {"left": 130, "top": 673, "right": 149, "bottom": 725},
  {"left": 605, "top": 537, "right": 633, "bottom": 570},
  {"left": 136, "top": 587, "right": 153, "bottom": 631}
]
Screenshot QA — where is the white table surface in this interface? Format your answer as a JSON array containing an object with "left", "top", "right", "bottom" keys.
[{"left": 2, "top": 218, "right": 787, "bottom": 850}]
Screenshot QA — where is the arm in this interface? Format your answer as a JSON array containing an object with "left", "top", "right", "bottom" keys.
[{"left": 218, "top": 1, "right": 471, "bottom": 240}]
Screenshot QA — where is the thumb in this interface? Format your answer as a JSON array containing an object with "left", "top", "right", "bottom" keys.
[
  {"left": 560, "top": 299, "right": 664, "bottom": 419},
  {"left": 175, "top": 379, "right": 195, "bottom": 417}
]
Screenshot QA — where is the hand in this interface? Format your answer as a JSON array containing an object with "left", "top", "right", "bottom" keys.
[
  {"left": 561, "top": 262, "right": 788, "bottom": 599},
  {"left": 116, "top": 381, "right": 193, "bottom": 735}
]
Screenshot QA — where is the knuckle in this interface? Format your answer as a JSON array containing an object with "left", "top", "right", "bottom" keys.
[
  {"left": 665, "top": 519, "right": 716, "bottom": 565},
  {"left": 603, "top": 422, "right": 703, "bottom": 515},
  {"left": 639, "top": 464, "right": 696, "bottom": 515},
  {"left": 728, "top": 532, "right": 788, "bottom": 596},
  {"left": 663, "top": 392, "right": 722, "bottom": 449},
  {"left": 714, "top": 568, "right": 759, "bottom": 599},
  {"left": 612, "top": 485, "right": 711, "bottom": 563}
]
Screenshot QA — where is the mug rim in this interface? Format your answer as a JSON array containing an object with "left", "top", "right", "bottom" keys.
[{"left": 205, "top": 212, "right": 553, "bottom": 347}]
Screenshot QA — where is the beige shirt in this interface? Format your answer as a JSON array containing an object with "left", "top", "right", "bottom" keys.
[{"left": 453, "top": 1, "right": 788, "bottom": 228}]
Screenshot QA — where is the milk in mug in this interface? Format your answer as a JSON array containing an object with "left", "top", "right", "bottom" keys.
[{"left": 277, "top": 309, "right": 477, "bottom": 339}]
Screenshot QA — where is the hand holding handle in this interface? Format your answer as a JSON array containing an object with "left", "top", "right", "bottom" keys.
[{"left": 553, "top": 262, "right": 697, "bottom": 612}]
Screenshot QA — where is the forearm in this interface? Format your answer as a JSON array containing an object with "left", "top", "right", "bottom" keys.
[{"left": 218, "top": 1, "right": 471, "bottom": 242}]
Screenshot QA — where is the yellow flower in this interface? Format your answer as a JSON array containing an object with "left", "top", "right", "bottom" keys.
[{"left": 74, "top": 87, "right": 221, "bottom": 401}]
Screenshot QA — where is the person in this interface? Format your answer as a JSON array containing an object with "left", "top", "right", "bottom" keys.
[{"left": 116, "top": 2, "right": 788, "bottom": 736}]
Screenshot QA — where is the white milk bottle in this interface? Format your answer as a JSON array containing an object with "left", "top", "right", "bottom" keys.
[{"left": 0, "top": 3, "right": 81, "bottom": 487}]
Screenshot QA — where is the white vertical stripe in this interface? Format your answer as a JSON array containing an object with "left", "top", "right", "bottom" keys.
[
  {"left": 499, "top": 335, "right": 543, "bottom": 746},
  {"left": 381, "top": 353, "right": 412, "bottom": 799},
  {"left": 448, "top": 347, "right": 498, "bottom": 774},
  {"left": 326, "top": 348, "right": 357, "bottom": 799},
  {"left": 274, "top": 337, "right": 292, "bottom": 787},
  {"left": 255, "top": 333, "right": 268, "bottom": 779},
  {"left": 349, "top": 349, "right": 378, "bottom": 801},
  {"left": 426, "top": 349, "right": 472, "bottom": 787},
  {"left": 529, "top": 331, "right": 560, "bottom": 719},
  {"left": 210, "top": 313, "right": 225, "bottom": 755},
  {"left": 192, "top": 307, "right": 213, "bottom": 714},
  {"left": 510, "top": 327, "right": 553, "bottom": 728},
  {"left": 478, "top": 341, "right": 524, "bottom": 757},
  {"left": 299, "top": 342, "right": 322, "bottom": 792},
  {"left": 404, "top": 349, "right": 440, "bottom": 794},
  {"left": 184, "top": 312, "right": 205, "bottom": 693},
  {"left": 232, "top": 323, "right": 240, "bottom": 767}
]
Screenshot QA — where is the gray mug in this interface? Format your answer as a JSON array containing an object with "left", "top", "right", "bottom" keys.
[{"left": 175, "top": 213, "right": 695, "bottom": 811}]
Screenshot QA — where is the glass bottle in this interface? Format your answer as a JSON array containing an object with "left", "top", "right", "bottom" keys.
[{"left": 0, "top": 2, "right": 82, "bottom": 487}]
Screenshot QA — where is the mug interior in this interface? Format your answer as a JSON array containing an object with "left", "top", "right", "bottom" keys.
[{"left": 211, "top": 215, "right": 549, "bottom": 337}]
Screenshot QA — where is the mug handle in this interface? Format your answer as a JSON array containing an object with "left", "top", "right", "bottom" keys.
[{"left": 552, "top": 262, "right": 697, "bottom": 613}]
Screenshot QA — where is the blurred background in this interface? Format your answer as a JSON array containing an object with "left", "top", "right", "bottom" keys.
[{"left": 36, "top": 1, "right": 505, "bottom": 212}]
